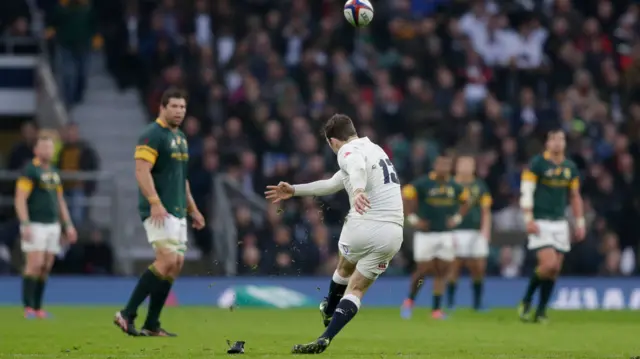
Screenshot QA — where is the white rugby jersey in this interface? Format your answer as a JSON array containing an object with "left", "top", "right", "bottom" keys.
[{"left": 336, "top": 137, "right": 404, "bottom": 226}]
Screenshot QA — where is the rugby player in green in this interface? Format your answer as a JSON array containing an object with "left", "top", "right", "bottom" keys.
[
  {"left": 401, "top": 154, "right": 470, "bottom": 320},
  {"left": 518, "top": 130, "right": 585, "bottom": 323},
  {"left": 447, "top": 155, "right": 492, "bottom": 311},
  {"left": 15, "top": 134, "right": 77, "bottom": 319},
  {"left": 114, "top": 88, "right": 205, "bottom": 336}
]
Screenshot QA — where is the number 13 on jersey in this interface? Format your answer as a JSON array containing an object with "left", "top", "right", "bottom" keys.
[{"left": 379, "top": 158, "right": 399, "bottom": 184}]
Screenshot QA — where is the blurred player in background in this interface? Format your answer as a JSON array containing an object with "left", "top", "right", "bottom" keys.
[
  {"left": 114, "top": 88, "right": 205, "bottom": 336},
  {"left": 401, "top": 154, "right": 469, "bottom": 320},
  {"left": 15, "top": 135, "right": 77, "bottom": 319},
  {"left": 518, "top": 130, "right": 585, "bottom": 323},
  {"left": 265, "top": 114, "right": 404, "bottom": 354},
  {"left": 446, "top": 156, "right": 492, "bottom": 311}
]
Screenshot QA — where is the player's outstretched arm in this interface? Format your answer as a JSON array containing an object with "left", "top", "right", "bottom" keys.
[
  {"left": 569, "top": 178, "right": 585, "bottom": 241},
  {"left": 480, "top": 193, "right": 492, "bottom": 240},
  {"left": 292, "top": 171, "right": 345, "bottom": 197},
  {"left": 520, "top": 167, "right": 539, "bottom": 234}
]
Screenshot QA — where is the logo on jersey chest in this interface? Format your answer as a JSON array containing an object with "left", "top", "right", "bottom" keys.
[
  {"left": 170, "top": 136, "right": 189, "bottom": 161},
  {"left": 544, "top": 167, "right": 571, "bottom": 179},
  {"left": 39, "top": 172, "right": 60, "bottom": 190}
]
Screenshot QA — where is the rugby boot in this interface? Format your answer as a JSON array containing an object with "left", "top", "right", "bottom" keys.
[
  {"left": 292, "top": 337, "right": 331, "bottom": 354},
  {"left": 35, "top": 309, "right": 51, "bottom": 319},
  {"left": 431, "top": 309, "right": 447, "bottom": 320},
  {"left": 400, "top": 298, "right": 414, "bottom": 319},
  {"left": 140, "top": 325, "right": 178, "bottom": 337},
  {"left": 113, "top": 310, "right": 139, "bottom": 336},
  {"left": 518, "top": 302, "right": 532, "bottom": 322},
  {"left": 319, "top": 298, "right": 332, "bottom": 327},
  {"left": 24, "top": 307, "right": 36, "bottom": 319}
]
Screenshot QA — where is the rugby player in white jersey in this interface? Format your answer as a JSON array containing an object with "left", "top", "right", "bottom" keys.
[{"left": 265, "top": 114, "right": 404, "bottom": 354}]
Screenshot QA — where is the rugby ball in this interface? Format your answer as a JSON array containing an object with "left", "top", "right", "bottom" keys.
[{"left": 343, "top": 0, "right": 374, "bottom": 28}]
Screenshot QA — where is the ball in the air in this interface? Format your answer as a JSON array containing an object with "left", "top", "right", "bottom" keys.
[{"left": 343, "top": 0, "right": 374, "bottom": 28}]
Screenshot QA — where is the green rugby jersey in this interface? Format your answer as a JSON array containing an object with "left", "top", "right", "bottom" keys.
[
  {"left": 456, "top": 177, "right": 492, "bottom": 230},
  {"left": 134, "top": 119, "right": 189, "bottom": 221},
  {"left": 521, "top": 152, "right": 579, "bottom": 221},
  {"left": 16, "top": 158, "right": 61, "bottom": 223},
  {"left": 403, "top": 172, "right": 469, "bottom": 232}
]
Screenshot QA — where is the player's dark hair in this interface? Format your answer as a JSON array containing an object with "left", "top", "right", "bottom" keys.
[
  {"left": 323, "top": 114, "right": 357, "bottom": 141},
  {"left": 546, "top": 128, "right": 564, "bottom": 140},
  {"left": 160, "top": 88, "right": 188, "bottom": 107}
]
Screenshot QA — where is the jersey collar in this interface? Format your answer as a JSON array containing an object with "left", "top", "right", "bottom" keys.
[
  {"left": 429, "top": 171, "right": 450, "bottom": 181},
  {"left": 543, "top": 151, "right": 565, "bottom": 164},
  {"left": 155, "top": 118, "right": 168, "bottom": 128}
]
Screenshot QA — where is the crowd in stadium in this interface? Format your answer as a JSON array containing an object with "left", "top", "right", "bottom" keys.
[{"left": 2, "top": 0, "right": 640, "bottom": 277}]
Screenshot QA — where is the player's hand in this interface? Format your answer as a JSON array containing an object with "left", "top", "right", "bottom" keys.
[
  {"left": 65, "top": 225, "right": 77, "bottom": 244},
  {"left": 190, "top": 210, "right": 206, "bottom": 230},
  {"left": 526, "top": 221, "right": 540, "bottom": 235},
  {"left": 265, "top": 182, "right": 294, "bottom": 203},
  {"left": 20, "top": 225, "right": 31, "bottom": 243},
  {"left": 353, "top": 189, "right": 371, "bottom": 215},
  {"left": 150, "top": 202, "right": 169, "bottom": 227},
  {"left": 574, "top": 226, "right": 586, "bottom": 242},
  {"left": 415, "top": 219, "right": 429, "bottom": 231}
]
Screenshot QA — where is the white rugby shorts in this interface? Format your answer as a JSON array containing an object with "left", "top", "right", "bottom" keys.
[
  {"left": 338, "top": 218, "right": 403, "bottom": 280},
  {"left": 454, "top": 230, "right": 489, "bottom": 258},
  {"left": 143, "top": 214, "right": 188, "bottom": 255},
  {"left": 413, "top": 231, "right": 455, "bottom": 262},
  {"left": 527, "top": 219, "right": 570, "bottom": 253},
  {"left": 21, "top": 222, "right": 62, "bottom": 254}
]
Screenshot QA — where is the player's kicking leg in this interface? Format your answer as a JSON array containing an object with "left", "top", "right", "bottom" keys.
[
  {"left": 294, "top": 221, "right": 402, "bottom": 354},
  {"left": 519, "top": 247, "right": 561, "bottom": 323}
]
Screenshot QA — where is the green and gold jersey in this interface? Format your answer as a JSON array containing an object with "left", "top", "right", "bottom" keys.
[
  {"left": 134, "top": 119, "right": 189, "bottom": 220},
  {"left": 16, "top": 158, "right": 61, "bottom": 224},
  {"left": 403, "top": 172, "right": 469, "bottom": 232},
  {"left": 521, "top": 152, "right": 579, "bottom": 221},
  {"left": 456, "top": 177, "right": 492, "bottom": 230}
]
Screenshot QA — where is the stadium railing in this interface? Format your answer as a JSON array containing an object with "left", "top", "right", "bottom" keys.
[{"left": 213, "top": 174, "right": 268, "bottom": 275}]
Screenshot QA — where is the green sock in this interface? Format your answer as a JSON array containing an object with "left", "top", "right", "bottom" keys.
[
  {"left": 472, "top": 279, "right": 483, "bottom": 309},
  {"left": 33, "top": 278, "right": 47, "bottom": 310},
  {"left": 522, "top": 270, "right": 541, "bottom": 304},
  {"left": 123, "top": 266, "right": 163, "bottom": 317},
  {"left": 144, "top": 278, "right": 173, "bottom": 329},
  {"left": 432, "top": 294, "right": 442, "bottom": 311},
  {"left": 22, "top": 276, "right": 36, "bottom": 308},
  {"left": 536, "top": 279, "right": 556, "bottom": 316},
  {"left": 446, "top": 282, "right": 457, "bottom": 308}
]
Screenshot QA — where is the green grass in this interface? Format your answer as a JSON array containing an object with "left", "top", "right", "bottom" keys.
[{"left": 0, "top": 307, "right": 636, "bottom": 358}]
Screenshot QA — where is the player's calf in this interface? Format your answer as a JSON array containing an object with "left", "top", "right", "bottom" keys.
[
  {"left": 321, "top": 270, "right": 350, "bottom": 327},
  {"left": 469, "top": 258, "right": 487, "bottom": 311},
  {"left": 402, "top": 262, "right": 430, "bottom": 319}
]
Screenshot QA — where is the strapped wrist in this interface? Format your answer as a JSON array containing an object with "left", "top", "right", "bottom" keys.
[{"left": 148, "top": 196, "right": 161, "bottom": 205}]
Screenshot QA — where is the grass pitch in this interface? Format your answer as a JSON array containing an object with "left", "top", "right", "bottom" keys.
[{"left": 0, "top": 307, "right": 636, "bottom": 358}]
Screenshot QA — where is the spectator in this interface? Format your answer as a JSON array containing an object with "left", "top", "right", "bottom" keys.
[
  {"left": 99, "top": 0, "right": 640, "bottom": 277},
  {"left": 8, "top": 121, "right": 37, "bottom": 170},
  {"left": 57, "top": 122, "right": 99, "bottom": 225},
  {"left": 48, "top": 0, "right": 99, "bottom": 108}
]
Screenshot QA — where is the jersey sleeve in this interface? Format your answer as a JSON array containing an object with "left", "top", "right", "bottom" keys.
[
  {"left": 134, "top": 128, "right": 162, "bottom": 165},
  {"left": 457, "top": 182, "right": 470, "bottom": 203},
  {"left": 402, "top": 178, "right": 424, "bottom": 201},
  {"left": 521, "top": 155, "right": 542, "bottom": 184},
  {"left": 569, "top": 163, "right": 580, "bottom": 191},
  {"left": 479, "top": 181, "right": 492, "bottom": 208},
  {"left": 16, "top": 165, "right": 36, "bottom": 194}
]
